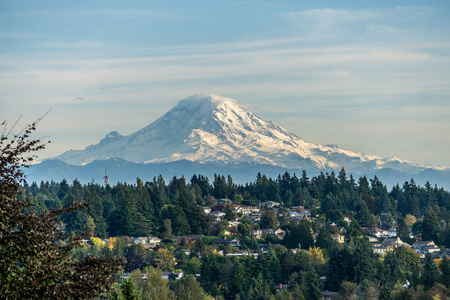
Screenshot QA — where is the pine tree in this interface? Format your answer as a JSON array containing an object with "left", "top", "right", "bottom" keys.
[
  {"left": 315, "top": 226, "right": 335, "bottom": 250},
  {"left": 352, "top": 238, "right": 373, "bottom": 284},
  {"left": 260, "top": 210, "right": 278, "bottom": 229},
  {"left": 86, "top": 186, "right": 107, "bottom": 238},
  {"left": 109, "top": 184, "right": 136, "bottom": 236},
  {"left": 422, "top": 207, "right": 440, "bottom": 242},
  {"left": 306, "top": 266, "right": 322, "bottom": 300},
  {"left": 440, "top": 256, "right": 450, "bottom": 288},
  {"left": 422, "top": 253, "right": 441, "bottom": 290},
  {"left": 224, "top": 204, "right": 235, "bottom": 221},
  {"left": 120, "top": 276, "right": 141, "bottom": 300},
  {"left": 174, "top": 275, "right": 211, "bottom": 300}
]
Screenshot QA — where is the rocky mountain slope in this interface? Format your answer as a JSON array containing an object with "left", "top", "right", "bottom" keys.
[{"left": 54, "top": 94, "right": 447, "bottom": 176}]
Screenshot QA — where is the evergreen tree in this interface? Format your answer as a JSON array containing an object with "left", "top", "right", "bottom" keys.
[
  {"left": 248, "top": 272, "right": 272, "bottom": 300},
  {"left": 440, "top": 256, "right": 450, "bottom": 288},
  {"left": 260, "top": 210, "right": 278, "bottom": 229},
  {"left": 327, "top": 245, "right": 352, "bottom": 291},
  {"left": 224, "top": 204, "right": 235, "bottom": 221},
  {"left": 133, "top": 177, "right": 154, "bottom": 236},
  {"left": 284, "top": 218, "right": 314, "bottom": 249},
  {"left": 422, "top": 253, "right": 441, "bottom": 290},
  {"left": 109, "top": 184, "right": 136, "bottom": 236},
  {"left": 306, "top": 266, "right": 322, "bottom": 300},
  {"left": 352, "top": 238, "right": 373, "bottom": 284},
  {"left": 86, "top": 186, "right": 107, "bottom": 238},
  {"left": 174, "top": 275, "right": 211, "bottom": 300},
  {"left": 231, "top": 264, "right": 248, "bottom": 295},
  {"left": 422, "top": 207, "right": 440, "bottom": 242},
  {"left": 396, "top": 215, "right": 409, "bottom": 240},
  {"left": 267, "top": 248, "right": 281, "bottom": 284},
  {"left": 120, "top": 276, "right": 141, "bottom": 300},
  {"left": 315, "top": 226, "right": 335, "bottom": 250}
]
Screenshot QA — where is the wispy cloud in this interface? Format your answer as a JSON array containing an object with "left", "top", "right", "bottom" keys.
[
  {"left": 0, "top": 31, "right": 42, "bottom": 39},
  {"left": 288, "top": 8, "right": 380, "bottom": 31},
  {"left": 41, "top": 40, "right": 107, "bottom": 49},
  {"left": 1, "top": 3, "right": 449, "bottom": 165}
]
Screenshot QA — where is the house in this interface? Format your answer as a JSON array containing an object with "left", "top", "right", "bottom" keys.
[
  {"left": 251, "top": 229, "right": 262, "bottom": 239},
  {"left": 228, "top": 221, "right": 241, "bottom": 228},
  {"left": 412, "top": 240, "right": 436, "bottom": 249},
  {"left": 433, "top": 248, "right": 450, "bottom": 259},
  {"left": 276, "top": 283, "right": 289, "bottom": 293},
  {"left": 202, "top": 206, "right": 211, "bottom": 214},
  {"left": 368, "top": 228, "right": 388, "bottom": 238},
  {"left": 412, "top": 241, "right": 440, "bottom": 258},
  {"left": 211, "top": 237, "right": 241, "bottom": 247},
  {"left": 259, "top": 243, "right": 281, "bottom": 250},
  {"left": 133, "top": 237, "right": 149, "bottom": 244},
  {"left": 372, "top": 244, "right": 389, "bottom": 255},
  {"left": 250, "top": 213, "right": 262, "bottom": 220},
  {"left": 239, "top": 206, "right": 260, "bottom": 215},
  {"left": 209, "top": 211, "right": 225, "bottom": 220},
  {"left": 148, "top": 236, "right": 161, "bottom": 245},
  {"left": 387, "top": 227, "right": 397, "bottom": 237},
  {"left": 226, "top": 250, "right": 259, "bottom": 257},
  {"left": 253, "top": 229, "right": 286, "bottom": 239},
  {"left": 162, "top": 271, "right": 184, "bottom": 281},
  {"left": 292, "top": 212, "right": 311, "bottom": 222},
  {"left": 216, "top": 198, "right": 233, "bottom": 205},
  {"left": 173, "top": 235, "right": 203, "bottom": 244},
  {"left": 259, "top": 201, "right": 280, "bottom": 209},
  {"left": 331, "top": 233, "right": 345, "bottom": 244},
  {"left": 274, "top": 229, "right": 286, "bottom": 239},
  {"left": 368, "top": 236, "right": 379, "bottom": 243},
  {"left": 382, "top": 237, "right": 410, "bottom": 248}
]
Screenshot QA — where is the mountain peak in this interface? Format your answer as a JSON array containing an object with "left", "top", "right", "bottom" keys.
[
  {"left": 175, "top": 94, "right": 240, "bottom": 111},
  {"left": 52, "top": 94, "right": 448, "bottom": 176}
]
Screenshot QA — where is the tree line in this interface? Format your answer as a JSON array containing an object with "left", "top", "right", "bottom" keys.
[{"left": 25, "top": 170, "right": 450, "bottom": 245}]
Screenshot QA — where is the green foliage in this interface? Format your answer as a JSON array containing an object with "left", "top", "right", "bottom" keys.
[
  {"left": 283, "top": 218, "right": 314, "bottom": 249},
  {"left": 422, "top": 253, "right": 441, "bottom": 290},
  {"left": 183, "top": 257, "right": 201, "bottom": 275},
  {"left": 440, "top": 256, "right": 450, "bottom": 288},
  {"left": 141, "top": 266, "right": 171, "bottom": 300},
  {"left": 422, "top": 207, "right": 440, "bottom": 242},
  {"left": 384, "top": 246, "right": 421, "bottom": 287},
  {"left": 0, "top": 119, "right": 124, "bottom": 299},
  {"left": 306, "top": 266, "right": 322, "bottom": 300},
  {"left": 224, "top": 204, "right": 235, "bottom": 221},
  {"left": 174, "top": 274, "right": 211, "bottom": 300},
  {"left": 7, "top": 123, "right": 450, "bottom": 300},
  {"left": 120, "top": 276, "right": 142, "bottom": 300},
  {"left": 315, "top": 226, "right": 335, "bottom": 250},
  {"left": 260, "top": 210, "right": 278, "bottom": 229},
  {"left": 339, "top": 281, "right": 358, "bottom": 299},
  {"left": 352, "top": 238, "right": 374, "bottom": 284}
]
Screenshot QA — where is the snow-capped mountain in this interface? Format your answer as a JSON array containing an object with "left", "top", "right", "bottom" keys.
[{"left": 54, "top": 94, "right": 447, "bottom": 176}]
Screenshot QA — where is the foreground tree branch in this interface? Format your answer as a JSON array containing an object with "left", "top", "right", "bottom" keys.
[{"left": 0, "top": 118, "right": 124, "bottom": 299}]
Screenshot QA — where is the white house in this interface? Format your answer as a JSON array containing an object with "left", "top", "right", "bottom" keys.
[
  {"left": 148, "top": 236, "right": 161, "bottom": 245},
  {"left": 162, "top": 271, "right": 184, "bottom": 281},
  {"left": 368, "top": 228, "right": 388, "bottom": 238}
]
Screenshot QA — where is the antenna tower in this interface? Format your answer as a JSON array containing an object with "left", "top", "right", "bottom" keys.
[{"left": 104, "top": 170, "right": 109, "bottom": 186}]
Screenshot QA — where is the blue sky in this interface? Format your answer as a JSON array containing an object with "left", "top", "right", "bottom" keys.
[{"left": 1, "top": 0, "right": 449, "bottom": 167}]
